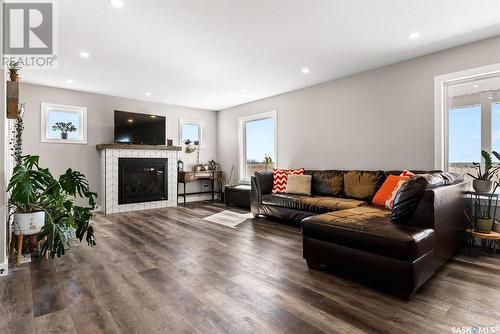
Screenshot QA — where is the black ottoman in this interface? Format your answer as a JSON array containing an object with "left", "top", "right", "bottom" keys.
[{"left": 225, "top": 185, "right": 251, "bottom": 209}]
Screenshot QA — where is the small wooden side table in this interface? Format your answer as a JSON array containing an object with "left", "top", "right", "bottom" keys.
[{"left": 467, "top": 228, "right": 500, "bottom": 256}]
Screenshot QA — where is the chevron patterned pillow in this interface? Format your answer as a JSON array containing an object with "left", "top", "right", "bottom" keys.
[{"left": 272, "top": 168, "right": 305, "bottom": 193}]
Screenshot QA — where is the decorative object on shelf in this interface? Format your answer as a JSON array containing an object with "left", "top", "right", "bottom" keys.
[
  {"left": 41, "top": 103, "right": 88, "bottom": 144},
  {"left": 6, "top": 81, "right": 19, "bottom": 119},
  {"left": 52, "top": 121, "right": 77, "bottom": 139},
  {"left": 7, "top": 155, "right": 98, "bottom": 260},
  {"left": 467, "top": 150, "right": 500, "bottom": 193},
  {"left": 8, "top": 60, "right": 22, "bottom": 82},
  {"left": 465, "top": 191, "right": 498, "bottom": 234},
  {"left": 167, "top": 139, "right": 173, "bottom": 146},
  {"left": 177, "top": 159, "right": 184, "bottom": 172},
  {"left": 208, "top": 159, "right": 220, "bottom": 171}
]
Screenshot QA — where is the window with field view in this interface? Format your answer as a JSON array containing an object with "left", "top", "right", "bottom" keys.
[{"left": 239, "top": 112, "right": 276, "bottom": 182}]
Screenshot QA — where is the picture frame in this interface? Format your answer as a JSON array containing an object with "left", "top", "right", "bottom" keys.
[{"left": 41, "top": 103, "right": 88, "bottom": 144}]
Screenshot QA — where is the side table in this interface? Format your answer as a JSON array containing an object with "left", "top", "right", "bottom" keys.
[{"left": 467, "top": 229, "right": 500, "bottom": 256}]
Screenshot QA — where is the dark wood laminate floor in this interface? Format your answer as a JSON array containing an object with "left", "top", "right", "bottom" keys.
[{"left": 1, "top": 202, "right": 500, "bottom": 334}]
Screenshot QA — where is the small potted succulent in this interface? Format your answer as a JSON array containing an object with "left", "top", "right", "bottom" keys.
[
  {"left": 467, "top": 150, "right": 500, "bottom": 193},
  {"left": 52, "top": 122, "right": 77, "bottom": 139},
  {"left": 8, "top": 60, "right": 22, "bottom": 82}
]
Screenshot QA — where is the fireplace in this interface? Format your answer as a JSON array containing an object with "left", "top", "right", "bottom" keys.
[{"left": 118, "top": 158, "right": 168, "bottom": 204}]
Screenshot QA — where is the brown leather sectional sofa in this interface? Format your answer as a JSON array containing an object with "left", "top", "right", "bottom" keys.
[{"left": 250, "top": 170, "right": 467, "bottom": 299}]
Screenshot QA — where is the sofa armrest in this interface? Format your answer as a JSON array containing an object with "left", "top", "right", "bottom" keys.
[
  {"left": 410, "top": 181, "right": 468, "bottom": 264},
  {"left": 250, "top": 171, "right": 273, "bottom": 216}
]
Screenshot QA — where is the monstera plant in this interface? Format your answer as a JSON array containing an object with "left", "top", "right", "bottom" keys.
[{"left": 7, "top": 155, "right": 97, "bottom": 257}]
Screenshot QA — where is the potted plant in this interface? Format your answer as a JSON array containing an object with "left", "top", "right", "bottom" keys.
[
  {"left": 467, "top": 150, "right": 500, "bottom": 193},
  {"left": 7, "top": 155, "right": 97, "bottom": 257},
  {"left": 472, "top": 197, "right": 495, "bottom": 233},
  {"left": 52, "top": 122, "right": 77, "bottom": 139},
  {"left": 8, "top": 60, "right": 22, "bottom": 82}
]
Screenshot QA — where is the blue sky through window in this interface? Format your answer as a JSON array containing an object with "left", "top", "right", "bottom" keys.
[
  {"left": 448, "top": 105, "right": 481, "bottom": 163},
  {"left": 246, "top": 117, "right": 275, "bottom": 162},
  {"left": 491, "top": 103, "right": 500, "bottom": 154},
  {"left": 182, "top": 123, "right": 200, "bottom": 142},
  {"left": 47, "top": 111, "right": 81, "bottom": 139}
]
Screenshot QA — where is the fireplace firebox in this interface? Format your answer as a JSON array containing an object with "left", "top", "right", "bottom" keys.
[{"left": 118, "top": 158, "right": 168, "bottom": 204}]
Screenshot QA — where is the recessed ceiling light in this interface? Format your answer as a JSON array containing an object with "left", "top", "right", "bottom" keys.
[
  {"left": 66, "top": 79, "right": 74, "bottom": 84},
  {"left": 110, "top": 0, "right": 124, "bottom": 8},
  {"left": 301, "top": 68, "right": 310, "bottom": 74},
  {"left": 488, "top": 96, "right": 493, "bottom": 100},
  {"left": 127, "top": 119, "right": 133, "bottom": 123},
  {"left": 80, "top": 51, "right": 90, "bottom": 58},
  {"left": 241, "top": 88, "right": 248, "bottom": 93},
  {"left": 409, "top": 32, "right": 421, "bottom": 39},
  {"left": 472, "top": 84, "right": 480, "bottom": 88},
  {"left": 145, "top": 92, "right": 151, "bottom": 96}
]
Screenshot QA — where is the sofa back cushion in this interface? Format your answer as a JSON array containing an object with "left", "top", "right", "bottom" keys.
[
  {"left": 343, "top": 170, "right": 385, "bottom": 200},
  {"left": 306, "top": 170, "right": 344, "bottom": 196},
  {"left": 391, "top": 172, "right": 464, "bottom": 224}
]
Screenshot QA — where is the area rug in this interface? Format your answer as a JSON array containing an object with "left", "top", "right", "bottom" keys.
[{"left": 203, "top": 210, "right": 253, "bottom": 228}]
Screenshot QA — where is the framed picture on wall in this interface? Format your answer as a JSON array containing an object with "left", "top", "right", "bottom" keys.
[{"left": 41, "top": 103, "right": 88, "bottom": 144}]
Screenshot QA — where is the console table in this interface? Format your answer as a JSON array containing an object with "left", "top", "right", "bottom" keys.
[{"left": 178, "top": 171, "right": 222, "bottom": 205}]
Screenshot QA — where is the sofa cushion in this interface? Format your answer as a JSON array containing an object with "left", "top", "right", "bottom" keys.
[
  {"left": 261, "top": 194, "right": 366, "bottom": 213},
  {"left": 302, "top": 206, "right": 435, "bottom": 262},
  {"left": 285, "top": 174, "right": 312, "bottom": 195},
  {"left": 306, "top": 170, "right": 344, "bottom": 197},
  {"left": 343, "top": 170, "right": 385, "bottom": 200}
]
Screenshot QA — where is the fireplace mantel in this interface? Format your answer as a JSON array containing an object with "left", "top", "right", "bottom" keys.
[{"left": 96, "top": 143, "right": 181, "bottom": 151}]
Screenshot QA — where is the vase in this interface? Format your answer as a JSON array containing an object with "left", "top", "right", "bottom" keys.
[
  {"left": 472, "top": 179, "right": 493, "bottom": 193},
  {"left": 61, "top": 133, "right": 68, "bottom": 139},
  {"left": 14, "top": 211, "right": 45, "bottom": 236},
  {"left": 475, "top": 218, "right": 493, "bottom": 233},
  {"left": 10, "top": 73, "right": 19, "bottom": 82}
]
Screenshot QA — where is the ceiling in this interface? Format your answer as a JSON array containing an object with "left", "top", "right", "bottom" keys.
[{"left": 21, "top": 0, "right": 500, "bottom": 110}]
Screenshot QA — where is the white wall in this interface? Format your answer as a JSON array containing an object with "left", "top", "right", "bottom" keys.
[
  {"left": 217, "top": 36, "right": 500, "bottom": 181},
  {"left": 20, "top": 83, "right": 217, "bottom": 206}
]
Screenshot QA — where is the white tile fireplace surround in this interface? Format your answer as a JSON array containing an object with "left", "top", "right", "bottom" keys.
[{"left": 96, "top": 144, "right": 181, "bottom": 214}]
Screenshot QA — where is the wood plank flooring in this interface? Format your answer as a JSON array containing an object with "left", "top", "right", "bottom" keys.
[{"left": 1, "top": 202, "right": 499, "bottom": 334}]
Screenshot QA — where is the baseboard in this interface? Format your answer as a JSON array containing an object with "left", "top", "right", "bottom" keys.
[{"left": 0, "top": 259, "right": 8, "bottom": 276}]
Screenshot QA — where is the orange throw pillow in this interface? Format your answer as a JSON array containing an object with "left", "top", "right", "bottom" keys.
[{"left": 372, "top": 175, "right": 409, "bottom": 207}]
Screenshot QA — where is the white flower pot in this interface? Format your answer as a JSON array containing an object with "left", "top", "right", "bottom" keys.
[
  {"left": 14, "top": 211, "right": 45, "bottom": 235},
  {"left": 472, "top": 180, "right": 493, "bottom": 193}
]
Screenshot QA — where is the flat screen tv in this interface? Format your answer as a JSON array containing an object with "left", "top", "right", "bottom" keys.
[{"left": 114, "top": 110, "right": 166, "bottom": 145}]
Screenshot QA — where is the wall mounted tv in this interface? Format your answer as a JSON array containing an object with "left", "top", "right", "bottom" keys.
[{"left": 114, "top": 110, "right": 166, "bottom": 145}]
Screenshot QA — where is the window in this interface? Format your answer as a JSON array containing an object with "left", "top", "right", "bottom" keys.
[
  {"left": 448, "top": 105, "right": 481, "bottom": 176},
  {"left": 238, "top": 111, "right": 277, "bottom": 182},
  {"left": 41, "top": 103, "right": 87, "bottom": 144},
  {"left": 179, "top": 119, "right": 204, "bottom": 147}
]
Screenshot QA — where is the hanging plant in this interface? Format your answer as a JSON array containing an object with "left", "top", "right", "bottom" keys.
[{"left": 10, "top": 105, "right": 25, "bottom": 166}]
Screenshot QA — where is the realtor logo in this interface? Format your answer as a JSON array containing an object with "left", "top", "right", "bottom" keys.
[{"left": 3, "top": 1, "right": 57, "bottom": 68}]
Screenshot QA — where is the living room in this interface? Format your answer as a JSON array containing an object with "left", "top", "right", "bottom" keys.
[{"left": 1, "top": 1, "right": 500, "bottom": 333}]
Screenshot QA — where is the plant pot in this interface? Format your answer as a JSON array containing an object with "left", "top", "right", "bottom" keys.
[
  {"left": 472, "top": 179, "right": 493, "bottom": 193},
  {"left": 14, "top": 211, "right": 45, "bottom": 235},
  {"left": 193, "top": 165, "right": 202, "bottom": 172},
  {"left": 61, "top": 132, "right": 68, "bottom": 139},
  {"left": 10, "top": 73, "right": 19, "bottom": 82},
  {"left": 474, "top": 218, "right": 493, "bottom": 233}
]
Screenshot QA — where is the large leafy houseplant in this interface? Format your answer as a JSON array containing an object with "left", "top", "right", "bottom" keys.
[{"left": 7, "top": 155, "right": 97, "bottom": 257}]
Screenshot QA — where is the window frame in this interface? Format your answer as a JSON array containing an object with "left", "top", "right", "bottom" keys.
[
  {"left": 434, "top": 63, "right": 500, "bottom": 170},
  {"left": 178, "top": 118, "right": 205, "bottom": 148},
  {"left": 238, "top": 110, "right": 278, "bottom": 184},
  {"left": 40, "top": 102, "right": 88, "bottom": 144}
]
